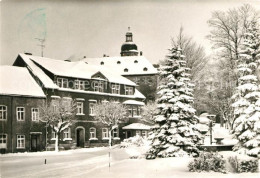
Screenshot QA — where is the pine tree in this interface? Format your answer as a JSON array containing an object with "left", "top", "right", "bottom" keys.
[
  {"left": 232, "top": 21, "right": 260, "bottom": 157},
  {"left": 146, "top": 47, "right": 202, "bottom": 159}
]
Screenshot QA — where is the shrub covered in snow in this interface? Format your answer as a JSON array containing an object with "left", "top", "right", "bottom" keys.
[
  {"left": 188, "top": 152, "right": 226, "bottom": 173},
  {"left": 120, "top": 135, "right": 150, "bottom": 148},
  {"left": 228, "top": 156, "right": 258, "bottom": 173}
]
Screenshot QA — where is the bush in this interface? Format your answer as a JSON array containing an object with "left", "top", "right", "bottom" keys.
[
  {"left": 188, "top": 151, "right": 226, "bottom": 173},
  {"left": 228, "top": 156, "right": 258, "bottom": 173},
  {"left": 120, "top": 135, "right": 148, "bottom": 148}
]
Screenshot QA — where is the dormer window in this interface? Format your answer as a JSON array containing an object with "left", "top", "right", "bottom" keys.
[
  {"left": 134, "top": 60, "right": 138, "bottom": 63},
  {"left": 57, "top": 78, "right": 68, "bottom": 88},
  {"left": 124, "top": 68, "right": 128, "bottom": 72},
  {"left": 100, "top": 61, "right": 104, "bottom": 65},
  {"left": 143, "top": 67, "right": 148, "bottom": 71},
  {"left": 125, "top": 86, "right": 133, "bottom": 95},
  {"left": 117, "top": 61, "right": 121, "bottom": 64}
]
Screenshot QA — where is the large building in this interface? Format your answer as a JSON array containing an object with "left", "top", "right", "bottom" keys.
[
  {"left": 0, "top": 28, "right": 157, "bottom": 153},
  {"left": 82, "top": 28, "right": 158, "bottom": 101}
]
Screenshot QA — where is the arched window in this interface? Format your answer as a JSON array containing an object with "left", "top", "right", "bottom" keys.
[
  {"left": 100, "top": 61, "right": 104, "bottom": 65},
  {"left": 124, "top": 68, "right": 128, "bottom": 72},
  {"left": 143, "top": 67, "right": 148, "bottom": 71},
  {"left": 102, "top": 128, "right": 109, "bottom": 139},
  {"left": 134, "top": 60, "right": 138, "bottom": 63},
  {"left": 117, "top": 61, "right": 121, "bottom": 64},
  {"left": 90, "top": 127, "right": 96, "bottom": 138}
]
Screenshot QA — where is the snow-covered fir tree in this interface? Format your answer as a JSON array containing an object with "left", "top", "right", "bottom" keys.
[
  {"left": 146, "top": 47, "right": 202, "bottom": 159},
  {"left": 232, "top": 21, "right": 260, "bottom": 157}
]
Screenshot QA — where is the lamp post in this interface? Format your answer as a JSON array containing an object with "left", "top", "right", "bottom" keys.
[{"left": 209, "top": 121, "right": 213, "bottom": 145}]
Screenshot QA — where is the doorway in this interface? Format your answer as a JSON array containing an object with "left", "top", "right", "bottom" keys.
[
  {"left": 31, "top": 134, "right": 40, "bottom": 152},
  {"left": 76, "top": 127, "right": 85, "bottom": 147}
]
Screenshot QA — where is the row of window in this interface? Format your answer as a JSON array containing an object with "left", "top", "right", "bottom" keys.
[
  {"left": 0, "top": 134, "right": 24, "bottom": 149},
  {"left": 56, "top": 78, "right": 133, "bottom": 95},
  {"left": 0, "top": 106, "right": 39, "bottom": 121},
  {"left": 1, "top": 99, "right": 141, "bottom": 121},
  {"left": 52, "top": 127, "right": 119, "bottom": 140}
]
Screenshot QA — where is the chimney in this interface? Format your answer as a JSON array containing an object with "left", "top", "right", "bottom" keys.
[
  {"left": 83, "top": 56, "right": 86, "bottom": 58},
  {"left": 140, "top": 51, "right": 143, "bottom": 56},
  {"left": 103, "top": 54, "right": 106, "bottom": 57}
]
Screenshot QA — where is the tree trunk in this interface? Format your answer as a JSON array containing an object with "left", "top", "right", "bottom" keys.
[
  {"left": 55, "top": 134, "right": 59, "bottom": 152},
  {"left": 109, "top": 130, "right": 112, "bottom": 149}
]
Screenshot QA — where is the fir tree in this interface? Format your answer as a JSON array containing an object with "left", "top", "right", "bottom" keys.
[
  {"left": 146, "top": 47, "right": 202, "bottom": 159},
  {"left": 232, "top": 21, "right": 260, "bottom": 157}
]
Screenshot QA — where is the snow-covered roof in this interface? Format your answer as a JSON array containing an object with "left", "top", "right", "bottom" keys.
[
  {"left": 82, "top": 56, "right": 158, "bottom": 75},
  {"left": 18, "top": 54, "right": 59, "bottom": 89},
  {"left": 122, "top": 123, "right": 151, "bottom": 130},
  {"left": 123, "top": 100, "right": 145, "bottom": 106},
  {"left": 18, "top": 54, "right": 136, "bottom": 86},
  {"left": 0, "top": 66, "right": 45, "bottom": 98}
]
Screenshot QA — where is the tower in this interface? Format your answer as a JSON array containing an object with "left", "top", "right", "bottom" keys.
[{"left": 120, "top": 27, "right": 139, "bottom": 56}]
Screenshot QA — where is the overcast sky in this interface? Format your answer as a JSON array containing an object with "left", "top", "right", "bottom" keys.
[{"left": 1, "top": 0, "right": 260, "bottom": 65}]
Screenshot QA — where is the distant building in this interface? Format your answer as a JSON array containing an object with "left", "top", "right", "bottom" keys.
[{"left": 82, "top": 28, "right": 159, "bottom": 101}]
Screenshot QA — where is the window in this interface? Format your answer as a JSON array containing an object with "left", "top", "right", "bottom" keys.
[
  {"left": 100, "top": 61, "right": 104, "bottom": 65},
  {"left": 117, "top": 61, "right": 121, "bottom": 64},
  {"left": 128, "top": 107, "right": 133, "bottom": 117},
  {"left": 90, "top": 128, "right": 96, "bottom": 139},
  {"left": 134, "top": 60, "right": 138, "bottom": 63},
  {"left": 57, "top": 78, "right": 68, "bottom": 88},
  {"left": 136, "top": 130, "right": 141, "bottom": 136},
  {"left": 77, "top": 102, "right": 84, "bottom": 114},
  {"left": 89, "top": 102, "right": 95, "bottom": 115},
  {"left": 111, "top": 84, "right": 120, "bottom": 94},
  {"left": 143, "top": 67, "right": 148, "bottom": 71},
  {"left": 17, "top": 107, "right": 25, "bottom": 121},
  {"left": 75, "top": 80, "right": 85, "bottom": 90},
  {"left": 31, "top": 108, "right": 39, "bottom": 121},
  {"left": 93, "top": 82, "right": 104, "bottom": 92},
  {"left": 52, "top": 130, "right": 56, "bottom": 139},
  {"left": 125, "top": 86, "right": 133, "bottom": 95},
  {"left": 63, "top": 128, "right": 71, "bottom": 139},
  {"left": 0, "top": 134, "right": 7, "bottom": 149},
  {"left": 0, "top": 105, "right": 7, "bottom": 120},
  {"left": 17, "top": 135, "right": 25, "bottom": 148},
  {"left": 133, "top": 107, "right": 137, "bottom": 116},
  {"left": 113, "top": 128, "right": 118, "bottom": 138},
  {"left": 124, "top": 68, "right": 128, "bottom": 72},
  {"left": 142, "top": 131, "right": 148, "bottom": 138},
  {"left": 102, "top": 128, "right": 109, "bottom": 139}
]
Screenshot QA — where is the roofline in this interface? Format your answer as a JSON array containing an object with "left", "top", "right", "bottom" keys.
[
  {"left": 0, "top": 93, "right": 46, "bottom": 98},
  {"left": 122, "top": 73, "right": 158, "bottom": 76}
]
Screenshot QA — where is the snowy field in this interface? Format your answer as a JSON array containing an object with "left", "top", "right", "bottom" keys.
[{"left": 1, "top": 146, "right": 259, "bottom": 178}]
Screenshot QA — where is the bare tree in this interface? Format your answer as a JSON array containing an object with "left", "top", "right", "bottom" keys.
[
  {"left": 40, "top": 98, "right": 77, "bottom": 152},
  {"left": 93, "top": 101, "right": 127, "bottom": 147},
  {"left": 206, "top": 4, "right": 259, "bottom": 128},
  {"left": 141, "top": 101, "right": 157, "bottom": 124},
  {"left": 171, "top": 27, "right": 209, "bottom": 81}
]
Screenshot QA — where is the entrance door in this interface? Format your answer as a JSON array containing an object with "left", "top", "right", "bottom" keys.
[
  {"left": 76, "top": 128, "right": 85, "bottom": 147},
  {"left": 126, "top": 131, "right": 132, "bottom": 138},
  {"left": 31, "top": 135, "right": 39, "bottom": 152}
]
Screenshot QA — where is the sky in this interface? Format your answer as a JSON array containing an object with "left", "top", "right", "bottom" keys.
[{"left": 1, "top": 0, "right": 260, "bottom": 65}]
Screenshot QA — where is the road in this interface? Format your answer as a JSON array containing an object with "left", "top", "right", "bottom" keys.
[{"left": 0, "top": 147, "right": 129, "bottom": 178}]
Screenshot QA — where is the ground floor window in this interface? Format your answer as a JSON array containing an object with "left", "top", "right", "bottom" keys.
[
  {"left": 113, "top": 128, "right": 119, "bottom": 138},
  {"left": 142, "top": 131, "right": 148, "bottom": 137},
  {"left": 136, "top": 130, "right": 141, "bottom": 136},
  {"left": 52, "top": 130, "right": 56, "bottom": 139},
  {"left": 63, "top": 128, "right": 71, "bottom": 139},
  {"left": 0, "top": 134, "right": 7, "bottom": 149},
  {"left": 17, "top": 135, "right": 25, "bottom": 148},
  {"left": 102, "top": 128, "right": 109, "bottom": 139},
  {"left": 90, "top": 127, "right": 96, "bottom": 139}
]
